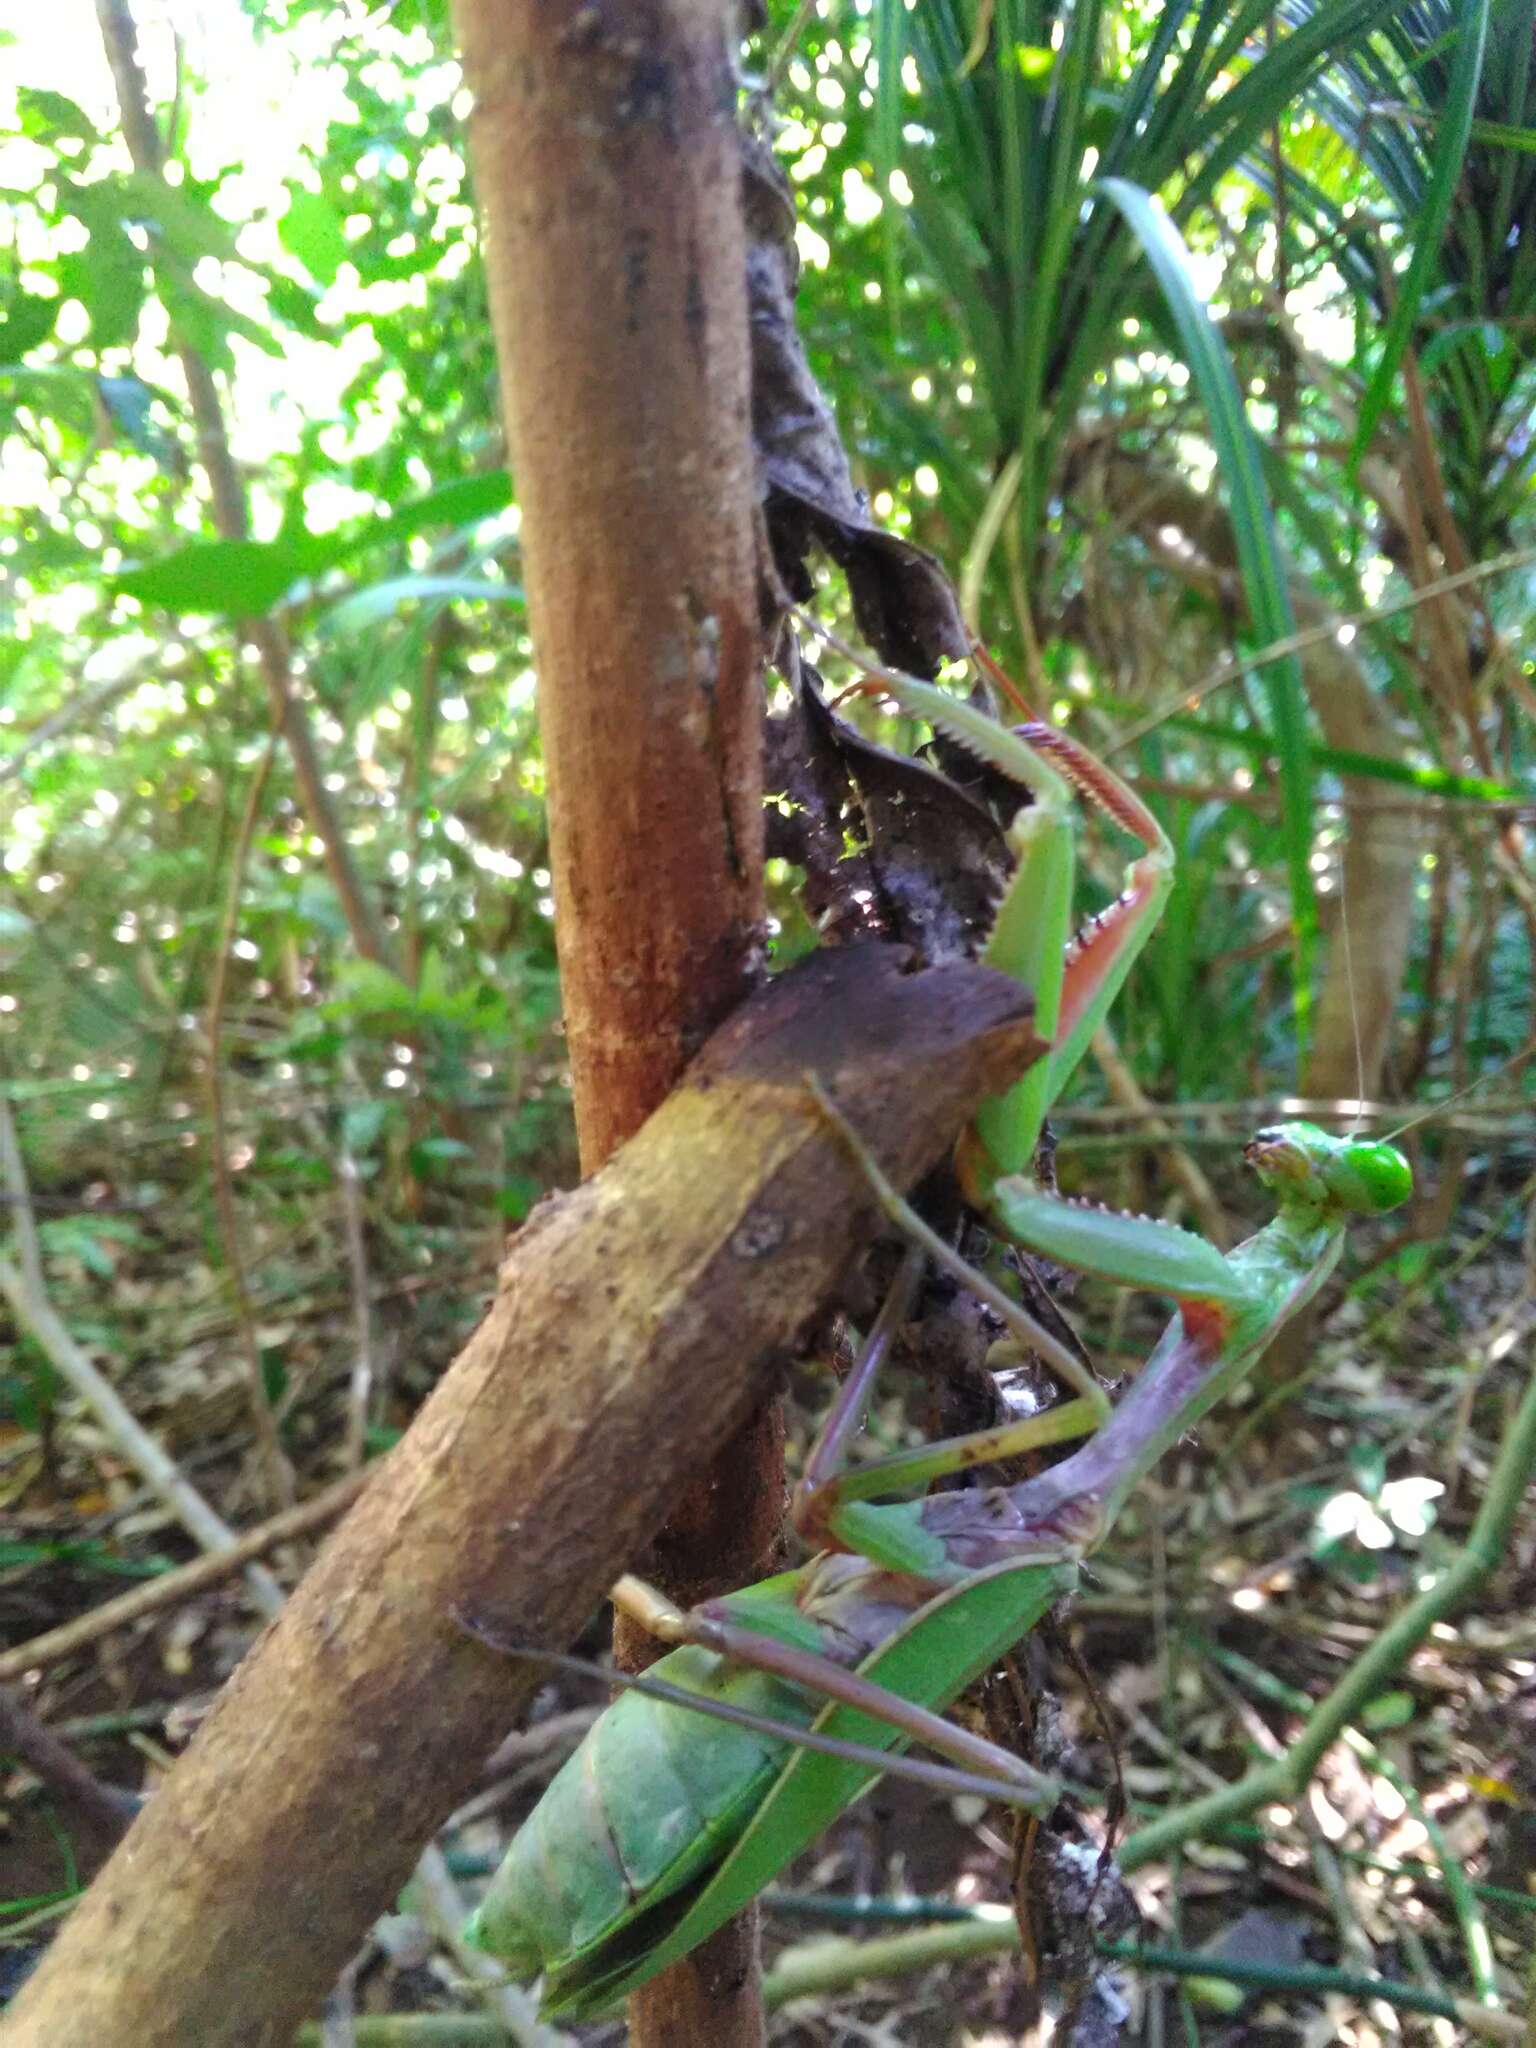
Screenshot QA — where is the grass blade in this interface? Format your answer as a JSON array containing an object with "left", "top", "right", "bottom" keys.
[
  {"left": 1351, "top": 0, "right": 1492, "bottom": 466},
  {"left": 1097, "top": 175, "right": 1316, "bottom": 1054}
]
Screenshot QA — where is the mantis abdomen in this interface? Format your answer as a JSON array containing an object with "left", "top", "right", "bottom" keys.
[
  {"left": 468, "top": 1635, "right": 810, "bottom": 2001},
  {"left": 466, "top": 1556, "right": 922, "bottom": 2014}
]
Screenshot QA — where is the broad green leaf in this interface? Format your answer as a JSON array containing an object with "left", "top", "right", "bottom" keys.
[
  {"left": 116, "top": 172, "right": 245, "bottom": 267},
  {"left": 280, "top": 185, "right": 348, "bottom": 286},
  {"left": 113, "top": 470, "right": 515, "bottom": 616},
  {"left": 55, "top": 188, "right": 145, "bottom": 350},
  {"left": 115, "top": 537, "right": 319, "bottom": 614},
  {"left": 363, "top": 469, "right": 513, "bottom": 548},
  {"left": 0, "top": 290, "right": 58, "bottom": 361},
  {"left": 16, "top": 87, "right": 97, "bottom": 145},
  {"left": 321, "top": 572, "right": 524, "bottom": 636}
]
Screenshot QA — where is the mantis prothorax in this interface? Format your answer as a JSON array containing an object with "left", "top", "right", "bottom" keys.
[{"left": 462, "top": 644, "right": 1413, "bottom": 2019}]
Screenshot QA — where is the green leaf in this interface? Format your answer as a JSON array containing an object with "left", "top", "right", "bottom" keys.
[
  {"left": 1009, "top": 43, "right": 1056, "bottom": 85},
  {"left": 497, "top": 1173, "right": 542, "bottom": 1222},
  {"left": 1352, "top": 0, "right": 1492, "bottom": 465},
  {"left": 364, "top": 469, "right": 514, "bottom": 548},
  {"left": 16, "top": 87, "right": 97, "bottom": 145},
  {"left": 342, "top": 1099, "right": 389, "bottom": 1154},
  {"left": 321, "top": 572, "right": 525, "bottom": 636},
  {"left": 280, "top": 185, "right": 348, "bottom": 286},
  {"left": 115, "top": 537, "right": 318, "bottom": 613},
  {"left": 112, "top": 471, "right": 514, "bottom": 616},
  {"left": 1097, "top": 176, "right": 1316, "bottom": 1059},
  {"left": 116, "top": 171, "right": 244, "bottom": 266},
  {"left": 58, "top": 225, "right": 145, "bottom": 352},
  {"left": 1349, "top": 1440, "right": 1387, "bottom": 1498},
  {"left": 1362, "top": 1690, "right": 1416, "bottom": 1730},
  {"left": 409, "top": 1135, "right": 474, "bottom": 1179},
  {"left": 0, "top": 289, "right": 58, "bottom": 362},
  {"left": 330, "top": 958, "right": 417, "bottom": 1018}
]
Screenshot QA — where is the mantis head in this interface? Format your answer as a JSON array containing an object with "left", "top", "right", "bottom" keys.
[{"left": 1244, "top": 1121, "right": 1413, "bottom": 1218}]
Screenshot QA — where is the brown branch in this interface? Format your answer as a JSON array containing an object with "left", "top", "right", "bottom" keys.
[
  {"left": 452, "top": 4, "right": 772, "bottom": 2038},
  {"left": 92, "top": 0, "right": 393, "bottom": 970},
  {"left": 0, "top": 1685, "right": 133, "bottom": 1844},
  {"left": 205, "top": 736, "right": 294, "bottom": 1510},
  {"left": 0, "top": 946, "right": 1042, "bottom": 2048}
]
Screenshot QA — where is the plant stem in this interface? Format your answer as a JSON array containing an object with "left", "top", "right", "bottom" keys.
[
  {"left": 758, "top": 1923, "right": 1524, "bottom": 2039},
  {"left": 1120, "top": 1356, "right": 1536, "bottom": 1886}
]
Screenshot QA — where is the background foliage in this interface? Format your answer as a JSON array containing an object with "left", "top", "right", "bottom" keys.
[{"left": 1, "top": 0, "right": 1532, "bottom": 2039}]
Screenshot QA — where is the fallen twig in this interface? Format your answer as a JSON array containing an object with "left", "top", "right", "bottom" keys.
[
  {"left": 0, "top": 1101, "right": 283, "bottom": 1616},
  {"left": 0, "top": 1470, "right": 367, "bottom": 1684},
  {"left": 0, "top": 1683, "right": 134, "bottom": 1841}
]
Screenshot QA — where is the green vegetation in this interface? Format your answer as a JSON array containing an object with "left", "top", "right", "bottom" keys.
[{"left": 1, "top": 1, "right": 1531, "bottom": 2042}]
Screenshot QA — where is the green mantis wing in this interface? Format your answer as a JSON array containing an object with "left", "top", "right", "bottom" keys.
[{"left": 545, "top": 1556, "right": 1076, "bottom": 2018}]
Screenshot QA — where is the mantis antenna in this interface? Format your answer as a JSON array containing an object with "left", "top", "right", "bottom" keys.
[{"left": 1380, "top": 1038, "right": 1536, "bottom": 1147}]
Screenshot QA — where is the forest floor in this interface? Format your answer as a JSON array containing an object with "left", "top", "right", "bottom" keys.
[{"left": 1, "top": 1112, "right": 1532, "bottom": 2045}]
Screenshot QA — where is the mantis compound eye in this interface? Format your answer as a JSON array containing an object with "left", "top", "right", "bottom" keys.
[{"left": 1324, "top": 1138, "right": 1413, "bottom": 1216}]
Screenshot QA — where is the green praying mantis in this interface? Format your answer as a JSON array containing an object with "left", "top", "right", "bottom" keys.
[{"left": 461, "top": 640, "right": 1413, "bottom": 2020}]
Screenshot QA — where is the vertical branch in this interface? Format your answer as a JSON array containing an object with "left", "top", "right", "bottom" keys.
[
  {"left": 205, "top": 737, "right": 295, "bottom": 1510},
  {"left": 450, "top": 2, "right": 773, "bottom": 2040},
  {"left": 92, "top": 0, "right": 394, "bottom": 971}
]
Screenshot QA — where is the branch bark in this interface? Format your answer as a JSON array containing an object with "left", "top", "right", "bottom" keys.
[
  {"left": 0, "top": 945, "right": 1041, "bottom": 2048},
  {"left": 451, "top": 4, "right": 773, "bottom": 2037}
]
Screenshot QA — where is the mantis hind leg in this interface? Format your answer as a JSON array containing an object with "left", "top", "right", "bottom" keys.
[{"left": 608, "top": 1575, "right": 1061, "bottom": 1813}]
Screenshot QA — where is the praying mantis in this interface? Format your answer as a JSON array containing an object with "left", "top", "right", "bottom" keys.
[{"left": 461, "top": 644, "right": 1413, "bottom": 2020}]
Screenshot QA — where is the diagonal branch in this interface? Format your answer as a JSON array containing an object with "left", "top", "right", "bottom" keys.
[{"left": 0, "top": 944, "right": 1043, "bottom": 2048}]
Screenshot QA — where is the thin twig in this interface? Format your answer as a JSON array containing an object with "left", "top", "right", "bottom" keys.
[
  {"left": 0, "top": 1470, "right": 366, "bottom": 1683},
  {"left": 0, "top": 1683, "right": 134, "bottom": 1840},
  {"left": 205, "top": 734, "right": 295, "bottom": 1510},
  {"left": 0, "top": 1100, "right": 283, "bottom": 1615},
  {"left": 758, "top": 1920, "right": 1524, "bottom": 2037},
  {"left": 1107, "top": 542, "right": 1536, "bottom": 754},
  {"left": 294, "top": 2023, "right": 506, "bottom": 2045}
]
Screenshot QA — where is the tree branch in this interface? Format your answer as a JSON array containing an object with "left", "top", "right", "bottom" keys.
[{"left": 0, "top": 945, "right": 1042, "bottom": 2048}]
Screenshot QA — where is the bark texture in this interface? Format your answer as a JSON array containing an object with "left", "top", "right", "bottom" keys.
[
  {"left": 458, "top": 0, "right": 763, "bottom": 1166},
  {"left": 451, "top": 5, "right": 774, "bottom": 2035},
  {"left": 0, "top": 947, "right": 1043, "bottom": 2048}
]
